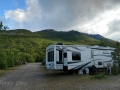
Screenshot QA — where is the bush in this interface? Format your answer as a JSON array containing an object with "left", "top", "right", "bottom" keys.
[
  {"left": 26, "top": 54, "right": 35, "bottom": 62},
  {"left": 112, "top": 65, "right": 119, "bottom": 75},
  {"left": 0, "top": 52, "right": 8, "bottom": 69}
]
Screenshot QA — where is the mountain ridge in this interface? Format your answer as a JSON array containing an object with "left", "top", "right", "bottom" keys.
[
  {"left": 5, "top": 29, "right": 115, "bottom": 46},
  {"left": 6, "top": 29, "right": 105, "bottom": 40}
]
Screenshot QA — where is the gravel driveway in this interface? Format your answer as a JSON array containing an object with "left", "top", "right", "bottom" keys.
[{"left": 0, "top": 63, "right": 120, "bottom": 90}]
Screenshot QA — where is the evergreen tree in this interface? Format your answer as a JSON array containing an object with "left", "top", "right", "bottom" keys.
[
  {"left": 0, "top": 21, "right": 8, "bottom": 31},
  {"left": 0, "top": 21, "right": 3, "bottom": 30},
  {"left": 99, "top": 38, "right": 106, "bottom": 46},
  {"left": 112, "top": 41, "right": 120, "bottom": 75}
]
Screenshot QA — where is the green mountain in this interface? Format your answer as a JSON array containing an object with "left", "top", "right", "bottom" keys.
[
  {"left": 35, "top": 29, "right": 98, "bottom": 44},
  {"left": 5, "top": 29, "right": 115, "bottom": 46},
  {"left": 34, "top": 29, "right": 116, "bottom": 46},
  {"left": 6, "top": 29, "right": 33, "bottom": 35},
  {"left": 83, "top": 33, "right": 104, "bottom": 40},
  {"left": 82, "top": 32, "right": 115, "bottom": 47}
]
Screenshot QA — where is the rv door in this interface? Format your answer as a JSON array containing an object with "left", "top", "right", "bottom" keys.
[{"left": 63, "top": 49, "right": 68, "bottom": 71}]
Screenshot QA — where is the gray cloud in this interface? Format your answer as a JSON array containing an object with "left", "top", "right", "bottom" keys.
[
  {"left": 37, "top": 0, "right": 120, "bottom": 30},
  {"left": 4, "top": 0, "right": 120, "bottom": 33},
  {"left": 107, "top": 19, "right": 120, "bottom": 35}
]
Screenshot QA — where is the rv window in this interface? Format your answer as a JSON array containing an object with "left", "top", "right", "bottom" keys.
[
  {"left": 98, "top": 61, "right": 102, "bottom": 65},
  {"left": 111, "top": 52, "right": 115, "bottom": 58},
  {"left": 111, "top": 52, "right": 114, "bottom": 55},
  {"left": 59, "top": 51, "right": 62, "bottom": 61},
  {"left": 48, "top": 51, "right": 54, "bottom": 62},
  {"left": 64, "top": 53, "right": 67, "bottom": 58},
  {"left": 72, "top": 52, "right": 81, "bottom": 60}
]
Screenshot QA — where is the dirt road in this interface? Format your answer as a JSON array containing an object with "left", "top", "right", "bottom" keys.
[
  {"left": 0, "top": 63, "right": 47, "bottom": 90},
  {"left": 0, "top": 63, "right": 120, "bottom": 90}
]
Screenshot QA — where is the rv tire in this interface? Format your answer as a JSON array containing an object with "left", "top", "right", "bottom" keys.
[{"left": 83, "top": 67, "right": 89, "bottom": 74}]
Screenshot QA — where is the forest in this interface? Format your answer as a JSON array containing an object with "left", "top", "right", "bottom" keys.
[{"left": 0, "top": 22, "right": 116, "bottom": 69}]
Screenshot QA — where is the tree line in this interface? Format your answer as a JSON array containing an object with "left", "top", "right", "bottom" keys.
[
  {"left": 0, "top": 35, "right": 52, "bottom": 69},
  {"left": 0, "top": 22, "right": 53, "bottom": 69}
]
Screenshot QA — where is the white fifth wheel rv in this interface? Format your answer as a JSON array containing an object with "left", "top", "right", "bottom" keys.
[{"left": 46, "top": 44, "right": 114, "bottom": 74}]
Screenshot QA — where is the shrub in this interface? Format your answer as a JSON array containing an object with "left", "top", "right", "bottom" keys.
[{"left": 112, "top": 64, "right": 119, "bottom": 75}]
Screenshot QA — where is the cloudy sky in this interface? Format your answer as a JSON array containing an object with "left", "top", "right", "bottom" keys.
[{"left": 0, "top": 0, "right": 120, "bottom": 41}]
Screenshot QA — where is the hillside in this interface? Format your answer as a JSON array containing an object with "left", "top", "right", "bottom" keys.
[
  {"left": 35, "top": 29, "right": 116, "bottom": 46},
  {"left": 82, "top": 32, "right": 115, "bottom": 46},
  {"left": 35, "top": 30, "right": 98, "bottom": 44},
  {"left": 83, "top": 33, "right": 104, "bottom": 40},
  {"left": 5, "top": 29, "right": 115, "bottom": 46}
]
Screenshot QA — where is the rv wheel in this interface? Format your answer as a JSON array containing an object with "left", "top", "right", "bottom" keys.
[
  {"left": 75, "top": 70, "right": 78, "bottom": 74},
  {"left": 83, "top": 67, "right": 89, "bottom": 74},
  {"left": 83, "top": 69, "right": 86, "bottom": 74}
]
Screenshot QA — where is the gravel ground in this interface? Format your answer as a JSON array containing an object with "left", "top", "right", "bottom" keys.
[{"left": 0, "top": 63, "right": 120, "bottom": 90}]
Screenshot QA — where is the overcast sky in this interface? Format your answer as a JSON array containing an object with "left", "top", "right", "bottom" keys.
[{"left": 0, "top": 0, "right": 120, "bottom": 41}]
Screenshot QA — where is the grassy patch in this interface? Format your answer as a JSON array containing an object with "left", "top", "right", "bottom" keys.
[
  {"left": 0, "top": 66, "right": 20, "bottom": 76},
  {"left": 0, "top": 70, "right": 6, "bottom": 75},
  {"left": 90, "top": 74, "right": 108, "bottom": 80},
  {"left": 0, "top": 68, "right": 13, "bottom": 75}
]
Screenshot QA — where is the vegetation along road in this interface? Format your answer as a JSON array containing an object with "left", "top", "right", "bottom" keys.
[{"left": 0, "top": 63, "right": 120, "bottom": 90}]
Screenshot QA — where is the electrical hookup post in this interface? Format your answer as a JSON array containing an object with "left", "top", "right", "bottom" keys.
[{"left": 107, "top": 63, "right": 112, "bottom": 74}]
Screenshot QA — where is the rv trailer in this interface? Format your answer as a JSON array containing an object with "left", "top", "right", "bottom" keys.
[{"left": 46, "top": 44, "right": 114, "bottom": 74}]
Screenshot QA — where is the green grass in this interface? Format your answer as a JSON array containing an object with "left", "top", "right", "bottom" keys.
[
  {"left": 0, "top": 65, "right": 20, "bottom": 76},
  {"left": 90, "top": 74, "right": 108, "bottom": 80},
  {"left": 0, "top": 69, "right": 12, "bottom": 76},
  {"left": 0, "top": 70, "right": 6, "bottom": 75}
]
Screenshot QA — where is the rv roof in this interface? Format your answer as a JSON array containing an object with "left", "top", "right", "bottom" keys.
[{"left": 47, "top": 44, "right": 114, "bottom": 49}]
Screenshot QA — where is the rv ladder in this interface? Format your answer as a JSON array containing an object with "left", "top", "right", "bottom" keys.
[{"left": 92, "top": 65, "right": 99, "bottom": 72}]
